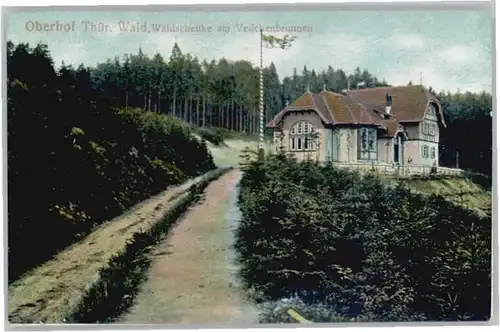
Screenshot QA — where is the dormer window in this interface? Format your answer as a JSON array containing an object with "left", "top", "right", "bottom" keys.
[{"left": 427, "top": 104, "right": 437, "bottom": 117}]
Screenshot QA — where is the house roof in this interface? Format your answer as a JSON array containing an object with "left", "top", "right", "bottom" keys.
[
  {"left": 266, "top": 91, "right": 334, "bottom": 127},
  {"left": 346, "top": 85, "right": 445, "bottom": 126},
  {"left": 266, "top": 85, "right": 446, "bottom": 134}
]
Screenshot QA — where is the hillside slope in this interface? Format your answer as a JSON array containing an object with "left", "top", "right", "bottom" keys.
[{"left": 389, "top": 177, "right": 491, "bottom": 216}]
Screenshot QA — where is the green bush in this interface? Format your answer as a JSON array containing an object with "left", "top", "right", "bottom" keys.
[
  {"left": 195, "top": 126, "right": 225, "bottom": 146},
  {"left": 235, "top": 154, "right": 491, "bottom": 322}
]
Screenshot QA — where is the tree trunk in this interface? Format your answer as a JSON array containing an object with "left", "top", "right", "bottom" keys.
[
  {"left": 236, "top": 103, "right": 239, "bottom": 131},
  {"left": 202, "top": 93, "right": 206, "bottom": 127},
  {"left": 184, "top": 98, "right": 188, "bottom": 121},
  {"left": 240, "top": 106, "right": 243, "bottom": 132},
  {"left": 231, "top": 100, "right": 234, "bottom": 130},
  {"left": 158, "top": 93, "right": 161, "bottom": 113},
  {"left": 196, "top": 94, "right": 200, "bottom": 126},
  {"left": 227, "top": 100, "right": 231, "bottom": 129},
  {"left": 218, "top": 103, "right": 224, "bottom": 128},
  {"left": 173, "top": 88, "right": 177, "bottom": 117},
  {"left": 251, "top": 106, "right": 254, "bottom": 134},
  {"left": 208, "top": 102, "right": 212, "bottom": 126},
  {"left": 255, "top": 105, "right": 259, "bottom": 135},
  {"left": 148, "top": 82, "right": 152, "bottom": 110},
  {"left": 207, "top": 103, "right": 211, "bottom": 126},
  {"left": 188, "top": 92, "right": 193, "bottom": 123},
  {"left": 248, "top": 106, "right": 252, "bottom": 134}
]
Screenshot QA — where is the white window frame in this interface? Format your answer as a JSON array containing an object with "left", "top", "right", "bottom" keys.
[
  {"left": 289, "top": 121, "right": 318, "bottom": 152},
  {"left": 421, "top": 145, "right": 429, "bottom": 158},
  {"left": 358, "top": 127, "right": 378, "bottom": 161},
  {"left": 422, "top": 121, "right": 437, "bottom": 137}
]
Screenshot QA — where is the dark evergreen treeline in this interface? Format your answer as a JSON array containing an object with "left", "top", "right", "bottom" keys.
[
  {"left": 437, "top": 91, "right": 492, "bottom": 176},
  {"left": 75, "top": 42, "right": 389, "bottom": 134}
]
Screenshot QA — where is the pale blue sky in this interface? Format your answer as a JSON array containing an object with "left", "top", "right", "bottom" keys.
[{"left": 6, "top": 10, "right": 493, "bottom": 93}]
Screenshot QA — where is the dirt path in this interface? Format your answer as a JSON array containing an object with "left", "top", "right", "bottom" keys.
[
  {"left": 8, "top": 173, "right": 208, "bottom": 324},
  {"left": 118, "top": 169, "right": 259, "bottom": 325}
]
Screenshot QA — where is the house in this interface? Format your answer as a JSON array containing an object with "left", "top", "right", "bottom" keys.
[{"left": 266, "top": 85, "right": 454, "bottom": 175}]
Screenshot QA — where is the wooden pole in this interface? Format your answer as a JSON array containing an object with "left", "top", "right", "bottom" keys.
[{"left": 258, "top": 28, "right": 265, "bottom": 161}]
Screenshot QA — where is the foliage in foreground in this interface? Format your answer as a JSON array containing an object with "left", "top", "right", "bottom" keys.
[
  {"left": 7, "top": 42, "right": 215, "bottom": 282},
  {"left": 235, "top": 154, "right": 491, "bottom": 322}
]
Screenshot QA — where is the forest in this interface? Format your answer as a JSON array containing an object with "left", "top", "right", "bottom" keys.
[{"left": 6, "top": 39, "right": 492, "bottom": 284}]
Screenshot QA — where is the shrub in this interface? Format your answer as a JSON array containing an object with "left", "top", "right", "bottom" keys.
[
  {"left": 235, "top": 154, "right": 491, "bottom": 322},
  {"left": 195, "top": 126, "right": 225, "bottom": 146}
]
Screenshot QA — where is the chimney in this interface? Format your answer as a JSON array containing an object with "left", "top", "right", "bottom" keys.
[{"left": 385, "top": 92, "right": 392, "bottom": 114}]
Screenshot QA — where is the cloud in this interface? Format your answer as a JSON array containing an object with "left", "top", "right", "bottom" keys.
[
  {"left": 145, "top": 33, "right": 180, "bottom": 57},
  {"left": 438, "top": 44, "right": 481, "bottom": 65},
  {"left": 385, "top": 58, "right": 490, "bottom": 94},
  {"left": 212, "top": 32, "right": 368, "bottom": 78},
  {"left": 279, "top": 33, "right": 367, "bottom": 77},
  {"left": 215, "top": 34, "right": 260, "bottom": 64},
  {"left": 393, "top": 33, "right": 425, "bottom": 50},
  {"left": 315, "top": 33, "right": 366, "bottom": 64},
  {"left": 386, "top": 63, "right": 445, "bottom": 88}
]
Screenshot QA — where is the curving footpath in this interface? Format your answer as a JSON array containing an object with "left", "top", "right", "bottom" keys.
[{"left": 117, "top": 169, "right": 259, "bottom": 325}]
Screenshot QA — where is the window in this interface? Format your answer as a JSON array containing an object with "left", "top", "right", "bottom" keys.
[
  {"left": 289, "top": 121, "right": 318, "bottom": 152},
  {"left": 427, "top": 104, "right": 437, "bottom": 117},
  {"left": 358, "top": 127, "right": 377, "bottom": 160},
  {"left": 421, "top": 145, "right": 429, "bottom": 158},
  {"left": 421, "top": 121, "right": 437, "bottom": 137},
  {"left": 430, "top": 146, "right": 436, "bottom": 159}
]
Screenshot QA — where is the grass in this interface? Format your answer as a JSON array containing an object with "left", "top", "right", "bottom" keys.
[
  {"left": 388, "top": 176, "right": 491, "bottom": 215},
  {"left": 7, "top": 169, "right": 229, "bottom": 324}
]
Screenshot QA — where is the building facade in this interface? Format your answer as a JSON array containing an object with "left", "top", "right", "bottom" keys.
[{"left": 267, "top": 85, "right": 453, "bottom": 175}]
